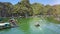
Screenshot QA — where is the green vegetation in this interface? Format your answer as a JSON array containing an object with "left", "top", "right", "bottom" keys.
[
  {"left": 0, "top": 0, "right": 60, "bottom": 23},
  {"left": 0, "top": 0, "right": 60, "bottom": 17},
  {"left": 45, "top": 16, "right": 60, "bottom": 24}
]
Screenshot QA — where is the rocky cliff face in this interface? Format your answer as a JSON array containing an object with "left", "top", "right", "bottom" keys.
[{"left": 0, "top": 2, "right": 13, "bottom": 17}]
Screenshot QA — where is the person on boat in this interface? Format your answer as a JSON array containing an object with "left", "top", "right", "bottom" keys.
[
  {"left": 35, "top": 24, "right": 40, "bottom": 27},
  {"left": 9, "top": 18, "right": 17, "bottom": 27}
]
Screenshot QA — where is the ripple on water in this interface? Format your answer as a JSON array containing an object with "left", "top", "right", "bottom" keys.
[
  {"left": 29, "top": 19, "right": 60, "bottom": 34},
  {"left": 0, "top": 18, "right": 60, "bottom": 34}
]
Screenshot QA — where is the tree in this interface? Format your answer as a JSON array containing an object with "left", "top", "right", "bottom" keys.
[
  {"left": 13, "top": 0, "right": 33, "bottom": 17},
  {"left": 0, "top": 2, "right": 13, "bottom": 17},
  {"left": 31, "top": 3, "right": 44, "bottom": 15}
]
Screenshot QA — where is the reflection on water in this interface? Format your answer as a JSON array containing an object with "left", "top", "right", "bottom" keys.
[{"left": 0, "top": 17, "right": 60, "bottom": 34}]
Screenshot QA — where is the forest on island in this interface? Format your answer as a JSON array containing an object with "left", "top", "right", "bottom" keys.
[{"left": 0, "top": 0, "right": 60, "bottom": 18}]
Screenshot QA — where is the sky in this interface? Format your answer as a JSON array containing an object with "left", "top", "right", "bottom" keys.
[{"left": 0, "top": 0, "right": 60, "bottom": 5}]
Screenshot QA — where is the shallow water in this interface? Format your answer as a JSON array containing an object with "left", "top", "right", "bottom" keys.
[{"left": 0, "top": 17, "right": 60, "bottom": 34}]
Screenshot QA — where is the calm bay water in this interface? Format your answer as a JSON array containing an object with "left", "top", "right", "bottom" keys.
[{"left": 0, "top": 17, "right": 60, "bottom": 34}]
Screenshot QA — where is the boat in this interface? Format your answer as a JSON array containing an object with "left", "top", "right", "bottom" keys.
[
  {"left": 0, "top": 18, "right": 18, "bottom": 29},
  {"left": 0, "top": 22, "right": 11, "bottom": 29},
  {"left": 35, "top": 24, "right": 40, "bottom": 27}
]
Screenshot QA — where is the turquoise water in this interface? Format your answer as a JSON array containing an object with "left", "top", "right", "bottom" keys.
[{"left": 0, "top": 17, "right": 60, "bottom": 34}]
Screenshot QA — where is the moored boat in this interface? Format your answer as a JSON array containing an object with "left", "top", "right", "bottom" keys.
[
  {"left": 0, "top": 18, "right": 18, "bottom": 30},
  {"left": 0, "top": 22, "right": 11, "bottom": 29}
]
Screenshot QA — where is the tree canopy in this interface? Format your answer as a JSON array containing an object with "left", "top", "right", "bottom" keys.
[{"left": 0, "top": 0, "right": 60, "bottom": 17}]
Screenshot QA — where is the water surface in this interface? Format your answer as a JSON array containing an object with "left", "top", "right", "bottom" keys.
[{"left": 0, "top": 17, "right": 60, "bottom": 34}]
